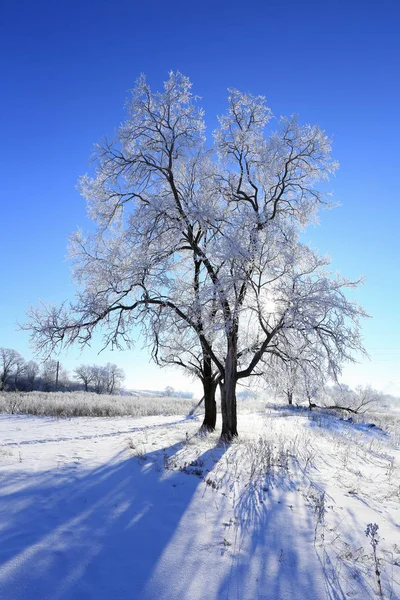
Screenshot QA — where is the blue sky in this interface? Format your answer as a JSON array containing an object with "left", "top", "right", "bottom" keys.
[{"left": 1, "top": 0, "right": 399, "bottom": 395}]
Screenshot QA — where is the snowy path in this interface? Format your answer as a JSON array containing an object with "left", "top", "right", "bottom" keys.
[
  {"left": 0, "top": 412, "right": 399, "bottom": 599},
  {"left": 0, "top": 414, "right": 191, "bottom": 446}
]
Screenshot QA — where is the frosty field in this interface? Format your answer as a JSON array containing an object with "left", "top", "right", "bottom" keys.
[{"left": 0, "top": 406, "right": 399, "bottom": 599}]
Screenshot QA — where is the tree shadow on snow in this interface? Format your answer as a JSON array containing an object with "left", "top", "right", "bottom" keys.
[
  {"left": 0, "top": 434, "right": 227, "bottom": 600},
  {"left": 218, "top": 466, "right": 349, "bottom": 600}
]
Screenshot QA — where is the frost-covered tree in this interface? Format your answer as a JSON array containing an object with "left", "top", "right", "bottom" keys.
[
  {"left": 24, "top": 360, "right": 39, "bottom": 391},
  {"left": 87, "top": 365, "right": 100, "bottom": 394},
  {"left": 0, "top": 348, "right": 24, "bottom": 391},
  {"left": 102, "top": 363, "right": 125, "bottom": 394},
  {"left": 163, "top": 386, "right": 175, "bottom": 397},
  {"left": 265, "top": 336, "right": 327, "bottom": 408},
  {"left": 26, "top": 72, "right": 366, "bottom": 440},
  {"left": 322, "top": 384, "right": 384, "bottom": 414},
  {"left": 40, "top": 359, "right": 69, "bottom": 391},
  {"left": 298, "top": 362, "right": 325, "bottom": 410},
  {"left": 13, "top": 356, "right": 26, "bottom": 390},
  {"left": 74, "top": 364, "right": 95, "bottom": 392},
  {"left": 85, "top": 363, "right": 125, "bottom": 394},
  {"left": 269, "top": 358, "right": 299, "bottom": 405}
]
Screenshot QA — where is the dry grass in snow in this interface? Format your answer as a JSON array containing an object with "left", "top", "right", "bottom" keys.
[{"left": 0, "top": 390, "right": 201, "bottom": 418}]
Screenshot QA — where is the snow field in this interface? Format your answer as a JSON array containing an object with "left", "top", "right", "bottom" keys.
[{"left": 0, "top": 410, "right": 399, "bottom": 599}]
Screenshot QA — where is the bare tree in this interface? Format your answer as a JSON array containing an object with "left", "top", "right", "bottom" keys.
[
  {"left": 298, "top": 363, "right": 325, "bottom": 410},
  {"left": 0, "top": 348, "right": 24, "bottom": 391},
  {"left": 40, "top": 360, "right": 56, "bottom": 391},
  {"left": 321, "top": 384, "right": 384, "bottom": 414},
  {"left": 84, "top": 364, "right": 124, "bottom": 394},
  {"left": 13, "top": 356, "right": 26, "bottom": 391},
  {"left": 25, "top": 360, "right": 39, "bottom": 391},
  {"left": 163, "top": 386, "right": 175, "bottom": 397},
  {"left": 41, "top": 359, "right": 69, "bottom": 391},
  {"left": 102, "top": 363, "right": 125, "bottom": 394},
  {"left": 271, "top": 359, "right": 299, "bottom": 406},
  {"left": 74, "top": 364, "right": 95, "bottom": 391},
  {"left": 90, "top": 365, "right": 105, "bottom": 394},
  {"left": 25, "top": 73, "right": 366, "bottom": 440},
  {"left": 265, "top": 336, "right": 329, "bottom": 409}
]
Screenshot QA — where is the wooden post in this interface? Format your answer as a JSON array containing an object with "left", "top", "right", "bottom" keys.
[{"left": 55, "top": 360, "right": 60, "bottom": 391}]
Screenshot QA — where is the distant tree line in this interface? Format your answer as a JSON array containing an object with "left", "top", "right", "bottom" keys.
[
  {"left": 267, "top": 355, "right": 389, "bottom": 414},
  {"left": 0, "top": 347, "right": 125, "bottom": 394},
  {"left": 73, "top": 363, "right": 125, "bottom": 394}
]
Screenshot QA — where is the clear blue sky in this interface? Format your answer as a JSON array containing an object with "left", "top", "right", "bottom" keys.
[{"left": 1, "top": 0, "right": 399, "bottom": 395}]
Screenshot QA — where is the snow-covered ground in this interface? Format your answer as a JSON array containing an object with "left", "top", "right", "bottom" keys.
[{"left": 0, "top": 409, "right": 399, "bottom": 599}]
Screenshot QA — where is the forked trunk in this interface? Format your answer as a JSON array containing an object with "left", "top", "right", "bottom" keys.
[{"left": 220, "top": 337, "right": 238, "bottom": 441}]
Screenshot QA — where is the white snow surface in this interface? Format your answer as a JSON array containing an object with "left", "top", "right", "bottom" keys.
[{"left": 0, "top": 410, "right": 399, "bottom": 599}]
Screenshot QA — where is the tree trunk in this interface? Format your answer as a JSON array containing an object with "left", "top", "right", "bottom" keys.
[
  {"left": 287, "top": 391, "right": 293, "bottom": 405},
  {"left": 220, "top": 337, "right": 238, "bottom": 441},
  {"left": 199, "top": 350, "right": 217, "bottom": 432},
  {"left": 201, "top": 376, "right": 217, "bottom": 432}
]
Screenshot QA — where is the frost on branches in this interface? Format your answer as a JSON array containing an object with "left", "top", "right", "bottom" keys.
[{"left": 26, "top": 72, "right": 367, "bottom": 440}]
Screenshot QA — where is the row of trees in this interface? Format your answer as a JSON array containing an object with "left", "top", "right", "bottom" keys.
[
  {"left": 0, "top": 347, "right": 125, "bottom": 394},
  {"left": 74, "top": 363, "right": 125, "bottom": 394},
  {"left": 26, "top": 73, "right": 367, "bottom": 439},
  {"left": 268, "top": 353, "right": 386, "bottom": 413},
  {"left": 266, "top": 349, "right": 388, "bottom": 413}
]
